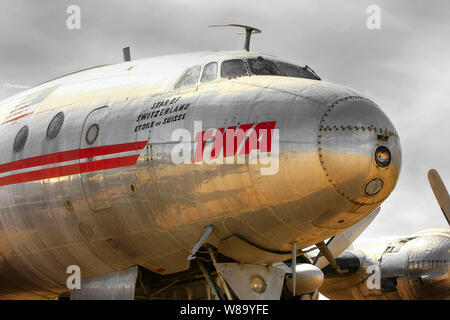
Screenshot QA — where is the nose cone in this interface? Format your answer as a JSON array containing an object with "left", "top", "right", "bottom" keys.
[{"left": 318, "top": 96, "right": 401, "bottom": 205}]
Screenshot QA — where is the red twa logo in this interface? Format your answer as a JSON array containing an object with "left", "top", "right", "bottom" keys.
[{"left": 193, "top": 121, "right": 276, "bottom": 163}]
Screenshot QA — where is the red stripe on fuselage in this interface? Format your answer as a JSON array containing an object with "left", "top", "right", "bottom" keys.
[
  {"left": 2, "top": 112, "right": 34, "bottom": 124},
  {"left": 11, "top": 105, "right": 29, "bottom": 112},
  {"left": 0, "top": 154, "right": 140, "bottom": 187},
  {"left": 0, "top": 141, "right": 147, "bottom": 174}
]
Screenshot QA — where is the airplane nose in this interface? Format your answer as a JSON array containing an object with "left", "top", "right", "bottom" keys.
[{"left": 318, "top": 96, "right": 402, "bottom": 205}]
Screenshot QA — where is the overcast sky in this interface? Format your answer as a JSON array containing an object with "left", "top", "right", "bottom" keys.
[{"left": 0, "top": 0, "right": 449, "bottom": 247}]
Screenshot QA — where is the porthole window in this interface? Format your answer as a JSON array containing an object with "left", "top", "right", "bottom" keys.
[
  {"left": 47, "top": 112, "right": 65, "bottom": 139},
  {"left": 14, "top": 126, "right": 29, "bottom": 152},
  {"left": 86, "top": 123, "right": 100, "bottom": 145}
]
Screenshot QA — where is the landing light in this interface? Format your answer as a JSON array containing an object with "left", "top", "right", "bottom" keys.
[
  {"left": 249, "top": 275, "right": 266, "bottom": 294},
  {"left": 375, "top": 146, "right": 391, "bottom": 167},
  {"left": 365, "top": 178, "right": 384, "bottom": 196}
]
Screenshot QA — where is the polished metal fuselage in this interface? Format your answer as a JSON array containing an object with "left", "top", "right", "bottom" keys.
[{"left": 0, "top": 51, "right": 401, "bottom": 299}]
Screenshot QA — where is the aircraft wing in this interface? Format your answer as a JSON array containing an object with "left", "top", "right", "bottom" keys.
[{"left": 314, "top": 207, "right": 381, "bottom": 269}]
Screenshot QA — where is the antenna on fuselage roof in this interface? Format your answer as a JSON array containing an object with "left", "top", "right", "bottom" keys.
[
  {"left": 123, "top": 47, "right": 131, "bottom": 62},
  {"left": 208, "top": 24, "right": 261, "bottom": 51}
]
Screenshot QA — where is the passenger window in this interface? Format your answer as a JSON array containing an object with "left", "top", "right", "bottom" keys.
[
  {"left": 247, "top": 57, "right": 282, "bottom": 76},
  {"left": 174, "top": 65, "right": 201, "bottom": 89},
  {"left": 201, "top": 62, "right": 218, "bottom": 83},
  {"left": 221, "top": 59, "right": 247, "bottom": 78}
]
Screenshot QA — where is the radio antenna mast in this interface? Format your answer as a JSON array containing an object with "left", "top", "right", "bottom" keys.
[{"left": 209, "top": 24, "right": 261, "bottom": 51}]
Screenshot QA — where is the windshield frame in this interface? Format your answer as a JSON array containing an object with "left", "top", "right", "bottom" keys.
[{"left": 173, "top": 55, "right": 321, "bottom": 90}]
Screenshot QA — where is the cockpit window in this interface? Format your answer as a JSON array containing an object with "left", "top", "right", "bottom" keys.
[
  {"left": 247, "top": 57, "right": 283, "bottom": 76},
  {"left": 201, "top": 62, "right": 218, "bottom": 83},
  {"left": 174, "top": 65, "right": 201, "bottom": 89},
  {"left": 275, "top": 61, "right": 321, "bottom": 80},
  {"left": 221, "top": 59, "right": 247, "bottom": 78}
]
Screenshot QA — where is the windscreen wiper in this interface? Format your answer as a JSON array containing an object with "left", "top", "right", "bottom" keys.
[{"left": 304, "top": 65, "right": 321, "bottom": 80}]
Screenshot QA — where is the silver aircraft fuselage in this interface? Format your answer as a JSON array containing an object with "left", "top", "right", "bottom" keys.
[{"left": 0, "top": 50, "right": 401, "bottom": 299}]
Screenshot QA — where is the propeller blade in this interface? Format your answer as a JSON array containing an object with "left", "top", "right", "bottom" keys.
[
  {"left": 427, "top": 169, "right": 450, "bottom": 226},
  {"left": 314, "top": 207, "right": 381, "bottom": 269}
]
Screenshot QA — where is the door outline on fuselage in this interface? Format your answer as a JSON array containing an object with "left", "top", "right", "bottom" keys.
[{"left": 79, "top": 106, "right": 112, "bottom": 212}]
